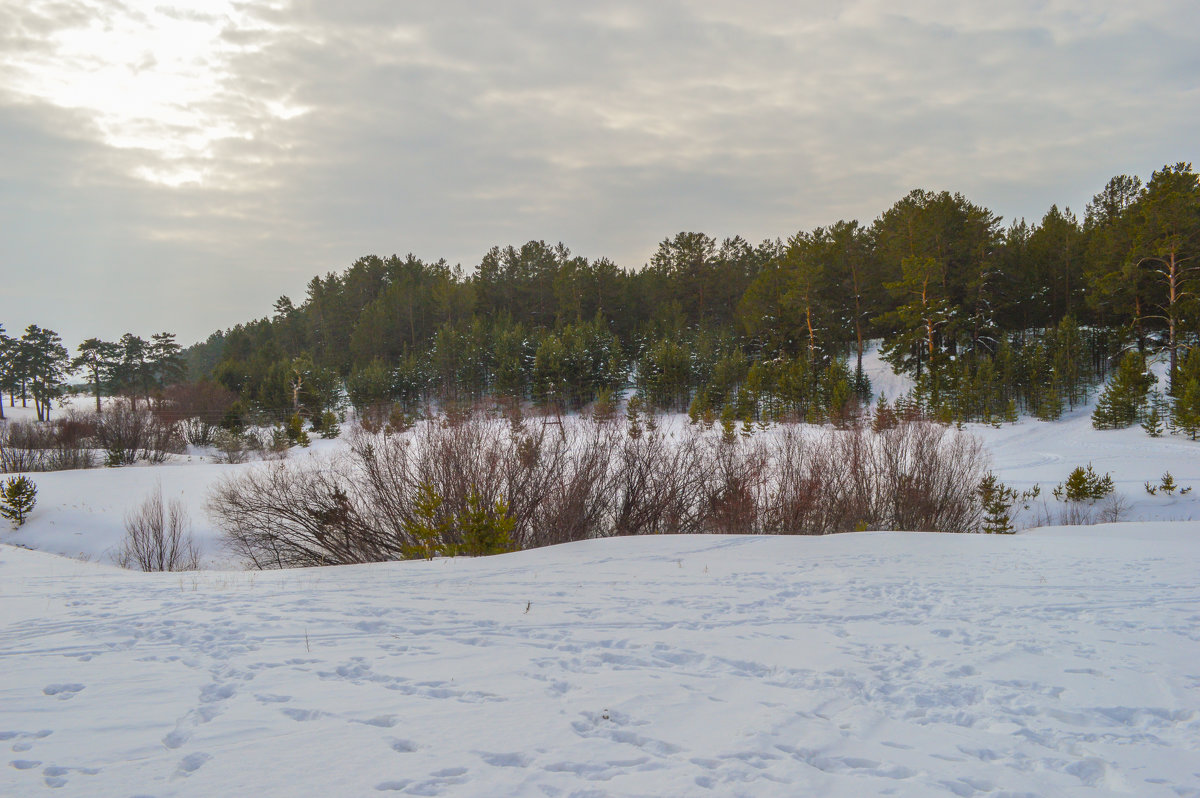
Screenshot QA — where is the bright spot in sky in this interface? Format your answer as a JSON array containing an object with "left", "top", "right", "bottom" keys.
[{"left": 2, "top": 0, "right": 304, "bottom": 186}]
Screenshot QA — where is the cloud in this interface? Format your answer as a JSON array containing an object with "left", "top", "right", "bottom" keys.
[{"left": 0, "top": 0, "right": 1197, "bottom": 347}]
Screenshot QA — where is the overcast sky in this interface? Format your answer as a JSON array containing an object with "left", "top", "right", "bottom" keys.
[{"left": 2, "top": 1, "right": 1198, "bottom": 349}]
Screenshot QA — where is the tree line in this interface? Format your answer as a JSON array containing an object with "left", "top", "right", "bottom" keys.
[
  {"left": 181, "top": 162, "right": 1198, "bottom": 426},
  {"left": 0, "top": 326, "right": 185, "bottom": 420}
]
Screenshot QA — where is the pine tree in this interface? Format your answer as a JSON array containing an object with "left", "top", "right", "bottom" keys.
[
  {"left": 1054, "top": 464, "right": 1114, "bottom": 502},
  {"left": 1172, "top": 348, "right": 1200, "bottom": 439},
  {"left": 626, "top": 394, "right": 646, "bottom": 440},
  {"left": 871, "top": 394, "right": 897, "bottom": 432},
  {"left": 977, "top": 473, "right": 1018, "bottom": 534},
  {"left": 454, "top": 490, "right": 516, "bottom": 557},
  {"left": 1, "top": 475, "right": 37, "bottom": 527},
  {"left": 20, "top": 325, "right": 69, "bottom": 421},
  {"left": 1176, "top": 378, "right": 1200, "bottom": 440},
  {"left": 286, "top": 414, "right": 310, "bottom": 447},
  {"left": 719, "top": 401, "right": 737, "bottom": 445},
  {"left": 1141, "top": 390, "right": 1165, "bottom": 436},
  {"left": 1092, "top": 351, "right": 1156, "bottom": 429},
  {"left": 1036, "top": 382, "right": 1064, "bottom": 421},
  {"left": 72, "top": 338, "right": 120, "bottom": 414},
  {"left": 402, "top": 482, "right": 450, "bottom": 560}
]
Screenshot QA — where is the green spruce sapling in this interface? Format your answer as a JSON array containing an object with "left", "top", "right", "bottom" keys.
[
  {"left": 977, "top": 472, "right": 1018, "bottom": 534},
  {"left": 1, "top": 475, "right": 37, "bottom": 527}
]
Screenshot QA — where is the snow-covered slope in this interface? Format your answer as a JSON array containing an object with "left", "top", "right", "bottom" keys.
[{"left": 3, "top": 527, "right": 1198, "bottom": 796}]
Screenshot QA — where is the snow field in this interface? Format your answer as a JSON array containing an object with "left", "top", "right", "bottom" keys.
[{"left": 2, "top": 528, "right": 1199, "bottom": 796}]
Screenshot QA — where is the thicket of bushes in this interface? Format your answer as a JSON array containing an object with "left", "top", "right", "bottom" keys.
[
  {"left": 208, "top": 405, "right": 988, "bottom": 569},
  {"left": 0, "top": 400, "right": 187, "bottom": 473}
]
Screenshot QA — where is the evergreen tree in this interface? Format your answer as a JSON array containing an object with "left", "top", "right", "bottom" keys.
[
  {"left": 402, "top": 482, "right": 451, "bottom": 560},
  {"left": 21, "top": 325, "right": 69, "bottom": 421},
  {"left": 1092, "top": 351, "right": 1155, "bottom": 429},
  {"left": 115, "top": 333, "right": 151, "bottom": 408},
  {"left": 0, "top": 324, "right": 10, "bottom": 420},
  {"left": 977, "top": 473, "right": 1018, "bottom": 534},
  {"left": 1172, "top": 348, "right": 1200, "bottom": 439},
  {"left": 149, "top": 332, "right": 187, "bottom": 389},
  {"left": 1132, "top": 163, "right": 1200, "bottom": 390},
  {"left": 347, "top": 359, "right": 392, "bottom": 412},
  {"left": 0, "top": 475, "right": 37, "bottom": 527},
  {"left": 1141, "top": 390, "right": 1165, "bottom": 437},
  {"left": 72, "top": 338, "right": 121, "bottom": 413},
  {"left": 454, "top": 490, "right": 516, "bottom": 557}
]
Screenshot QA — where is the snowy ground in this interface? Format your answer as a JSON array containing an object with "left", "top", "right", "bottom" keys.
[
  {"left": 3, "top": 357, "right": 1200, "bottom": 795},
  {"left": 4, "top": 527, "right": 1200, "bottom": 797}
]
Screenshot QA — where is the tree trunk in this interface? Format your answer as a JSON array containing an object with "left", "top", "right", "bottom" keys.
[{"left": 1168, "top": 252, "right": 1178, "bottom": 393}]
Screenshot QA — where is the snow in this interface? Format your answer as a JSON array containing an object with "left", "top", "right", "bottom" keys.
[
  {"left": 3, "top": 366, "right": 1200, "bottom": 795},
  {"left": 3, "top": 527, "right": 1199, "bottom": 796},
  {"left": 859, "top": 340, "right": 914, "bottom": 402}
]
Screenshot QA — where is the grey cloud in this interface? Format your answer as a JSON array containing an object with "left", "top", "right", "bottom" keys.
[{"left": 1, "top": 0, "right": 1197, "bottom": 348}]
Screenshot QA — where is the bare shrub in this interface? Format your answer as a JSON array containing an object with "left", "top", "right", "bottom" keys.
[
  {"left": 155, "top": 381, "right": 237, "bottom": 446},
  {"left": 874, "top": 419, "right": 986, "bottom": 532},
  {"left": 212, "top": 428, "right": 257, "bottom": 464},
  {"left": 609, "top": 421, "right": 713, "bottom": 537},
  {"left": 702, "top": 436, "right": 769, "bottom": 535},
  {"left": 358, "top": 403, "right": 393, "bottom": 434},
  {"left": 0, "top": 416, "right": 96, "bottom": 473},
  {"left": 209, "top": 458, "right": 382, "bottom": 568},
  {"left": 764, "top": 418, "right": 986, "bottom": 534},
  {"left": 210, "top": 406, "right": 992, "bottom": 569},
  {"left": 44, "top": 416, "right": 96, "bottom": 471},
  {"left": 1097, "top": 492, "right": 1130, "bottom": 524},
  {"left": 0, "top": 422, "right": 54, "bottom": 472},
  {"left": 95, "top": 399, "right": 185, "bottom": 465},
  {"left": 520, "top": 419, "right": 620, "bottom": 547},
  {"left": 118, "top": 486, "right": 200, "bottom": 571},
  {"left": 1057, "top": 501, "right": 1095, "bottom": 526}
]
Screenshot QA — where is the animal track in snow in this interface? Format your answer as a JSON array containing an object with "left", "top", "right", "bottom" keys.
[{"left": 42, "top": 684, "right": 85, "bottom": 699}]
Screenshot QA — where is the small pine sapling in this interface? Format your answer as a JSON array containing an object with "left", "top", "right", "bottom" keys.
[
  {"left": 402, "top": 481, "right": 451, "bottom": 560},
  {"left": 719, "top": 402, "right": 737, "bottom": 445},
  {"left": 315, "top": 410, "right": 341, "bottom": 439},
  {"left": 977, "top": 472, "right": 1019, "bottom": 534},
  {"left": 740, "top": 414, "right": 755, "bottom": 439},
  {"left": 591, "top": 388, "right": 618, "bottom": 424},
  {"left": 454, "top": 490, "right": 516, "bottom": 557},
  {"left": 871, "top": 394, "right": 897, "bottom": 432},
  {"left": 1141, "top": 392, "right": 1165, "bottom": 437},
  {"left": 687, "top": 391, "right": 708, "bottom": 426},
  {"left": 1092, "top": 351, "right": 1156, "bottom": 429},
  {"left": 626, "top": 394, "right": 645, "bottom": 440},
  {"left": 1, "top": 475, "right": 37, "bottom": 527},
  {"left": 286, "top": 414, "right": 311, "bottom": 447},
  {"left": 1054, "top": 464, "right": 1114, "bottom": 503},
  {"left": 1145, "top": 471, "right": 1188, "bottom": 498}
]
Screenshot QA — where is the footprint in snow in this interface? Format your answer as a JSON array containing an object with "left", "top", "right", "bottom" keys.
[
  {"left": 477, "top": 751, "right": 531, "bottom": 767},
  {"left": 254, "top": 694, "right": 292, "bottom": 704},
  {"left": 43, "top": 765, "right": 69, "bottom": 788},
  {"left": 175, "top": 752, "right": 211, "bottom": 777},
  {"left": 354, "top": 715, "right": 398, "bottom": 728},
  {"left": 42, "top": 684, "right": 85, "bottom": 700}
]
